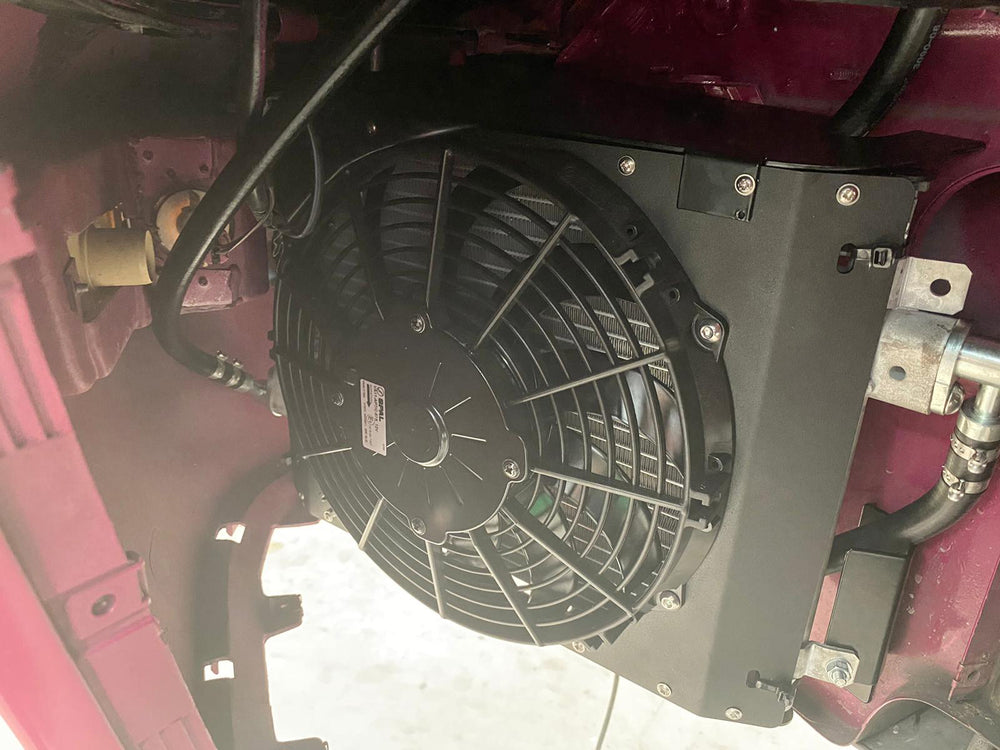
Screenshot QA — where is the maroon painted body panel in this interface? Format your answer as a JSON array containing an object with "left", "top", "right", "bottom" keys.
[{"left": 2, "top": 0, "right": 1000, "bottom": 747}]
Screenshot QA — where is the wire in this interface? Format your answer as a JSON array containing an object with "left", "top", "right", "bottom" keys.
[
  {"left": 593, "top": 674, "right": 620, "bottom": 750},
  {"left": 279, "top": 121, "right": 324, "bottom": 240},
  {"left": 151, "top": 0, "right": 418, "bottom": 386},
  {"left": 830, "top": 8, "right": 947, "bottom": 137}
]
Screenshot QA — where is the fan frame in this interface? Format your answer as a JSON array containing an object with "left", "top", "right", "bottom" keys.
[{"left": 274, "top": 132, "right": 735, "bottom": 646}]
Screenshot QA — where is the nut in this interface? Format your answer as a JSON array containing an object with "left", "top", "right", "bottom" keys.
[
  {"left": 656, "top": 682, "right": 672, "bottom": 698},
  {"left": 836, "top": 183, "right": 860, "bottom": 207},
  {"left": 618, "top": 155, "right": 636, "bottom": 176},
  {"left": 825, "top": 658, "right": 853, "bottom": 687},
  {"left": 725, "top": 707, "right": 743, "bottom": 721},
  {"left": 734, "top": 174, "right": 756, "bottom": 196},
  {"left": 502, "top": 458, "right": 522, "bottom": 480}
]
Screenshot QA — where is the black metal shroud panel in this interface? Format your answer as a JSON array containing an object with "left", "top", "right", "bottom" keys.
[{"left": 313, "top": 64, "right": 929, "bottom": 727}]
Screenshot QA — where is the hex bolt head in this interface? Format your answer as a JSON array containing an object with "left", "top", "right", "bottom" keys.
[
  {"left": 734, "top": 174, "right": 756, "bottom": 196},
  {"left": 656, "top": 682, "right": 672, "bottom": 698},
  {"left": 410, "top": 517, "right": 427, "bottom": 536},
  {"left": 725, "top": 707, "right": 744, "bottom": 721},
  {"left": 697, "top": 320, "right": 723, "bottom": 345},
  {"left": 332, "top": 391, "right": 345, "bottom": 407},
  {"left": 502, "top": 458, "right": 522, "bottom": 480},
  {"left": 410, "top": 315, "right": 428, "bottom": 334},
  {"left": 658, "top": 591, "right": 682, "bottom": 610},
  {"left": 836, "top": 183, "right": 861, "bottom": 206},
  {"left": 571, "top": 641, "right": 587, "bottom": 653},
  {"left": 618, "top": 155, "right": 636, "bottom": 176}
]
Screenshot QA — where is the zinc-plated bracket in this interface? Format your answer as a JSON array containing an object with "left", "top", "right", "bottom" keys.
[
  {"left": 888, "top": 257, "right": 971, "bottom": 315},
  {"left": 794, "top": 642, "right": 860, "bottom": 688}
]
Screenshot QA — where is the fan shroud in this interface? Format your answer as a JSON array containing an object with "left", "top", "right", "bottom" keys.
[{"left": 273, "top": 138, "right": 732, "bottom": 646}]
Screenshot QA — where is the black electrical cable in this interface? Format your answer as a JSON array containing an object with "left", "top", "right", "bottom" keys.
[
  {"left": 593, "top": 674, "right": 619, "bottom": 750},
  {"left": 830, "top": 8, "right": 948, "bottom": 137},
  {"left": 151, "top": 0, "right": 418, "bottom": 385},
  {"left": 278, "top": 121, "right": 324, "bottom": 240}
]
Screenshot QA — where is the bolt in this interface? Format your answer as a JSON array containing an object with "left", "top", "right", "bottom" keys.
[
  {"left": 658, "top": 591, "right": 682, "bottom": 610},
  {"left": 825, "top": 658, "right": 853, "bottom": 687},
  {"left": 697, "top": 320, "right": 723, "bottom": 345},
  {"left": 502, "top": 458, "right": 522, "bottom": 480},
  {"left": 410, "top": 517, "right": 427, "bottom": 536},
  {"left": 656, "top": 682, "right": 672, "bottom": 698},
  {"left": 618, "top": 155, "right": 636, "bottom": 176},
  {"left": 332, "top": 391, "right": 345, "bottom": 407},
  {"left": 836, "top": 183, "right": 861, "bottom": 207},
  {"left": 410, "top": 314, "right": 427, "bottom": 334},
  {"left": 734, "top": 174, "right": 756, "bottom": 196},
  {"left": 323, "top": 510, "right": 335, "bottom": 522},
  {"left": 725, "top": 707, "right": 744, "bottom": 721},
  {"left": 571, "top": 641, "right": 587, "bottom": 653},
  {"left": 944, "top": 382, "right": 965, "bottom": 416}
]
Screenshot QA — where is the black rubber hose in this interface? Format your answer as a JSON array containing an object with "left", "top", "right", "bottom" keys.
[
  {"left": 830, "top": 8, "right": 948, "bottom": 137},
  {"left": 151, "top": 0, "right": 418, "bottom": 383},
  {"left": 825, "top": 480, "right": 967, "bottom": 574}
]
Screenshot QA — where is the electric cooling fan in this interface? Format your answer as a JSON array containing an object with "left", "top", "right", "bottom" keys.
[{"left": 273, "top": 136, "right": 732, "bottom": 646}]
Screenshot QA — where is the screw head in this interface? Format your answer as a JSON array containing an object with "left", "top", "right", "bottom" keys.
[
  {"left": 323, "top": 510, "right": 335, "bottom": 522},
  {"left": 618, "top": 155, "right": 636, "bottom": 176},
  {"left": 725, "top": 707, "right": 743, "bottom": 721},
  {"left": 571, "top": 641, "right": 587, "bottom": 653},
  {"left": 697, "top": 320, "right": 723, "bottom": 345},
  {"left": 944, "top": 382, "right": 965, "bottom": 416},
  {"left": 836, "top": 183, "right": 861, "bottom": 206},
  {"left": 656, "top": 682, "right": 672, "bottom": 698},
  {"left": 734, "top": 174, "right": 756, "bottom": 196},
  {"left": 332, "top": 391, "right": 345, "bottom": 407},
  {"left": 409, "top": 314, "right": 427, "bottom": 334},
  {"left": 366, "top": 121, "right": 378, "bottom": 136},
  {"left": 410, "top": 517, "right": 427, "bottom": 536},
  {"left": 658, "top": 591, "right": 682, "bottom": 610},
  {"left": 502, "top": 458, "right": 522, "bottom": 480}
]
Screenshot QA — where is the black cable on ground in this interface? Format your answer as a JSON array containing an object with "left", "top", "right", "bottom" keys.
[
  {"left": 151, "top": 0, "right": 418, "bottom": 388},
  {"left": 593, "top": 674, "right": 620, "bottom": 750},
  {"left": 830, "top": 8, "right": 948, "bottom": 137}
]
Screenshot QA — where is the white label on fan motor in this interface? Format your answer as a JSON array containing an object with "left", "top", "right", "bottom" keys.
[{"left": 360, "top": 379, "right": 387, "bottom": 456}]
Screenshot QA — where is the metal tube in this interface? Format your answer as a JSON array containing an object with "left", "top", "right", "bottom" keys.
[
  {"left": 974, "top": 384, "right": 1000, "bottom": 418},
  {"left": 957, "top": 337, "right": 1000, "bottom": 389}
]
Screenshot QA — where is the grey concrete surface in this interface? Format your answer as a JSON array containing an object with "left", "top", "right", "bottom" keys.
[{"left": 262, "top": 523, "right": 842, "bottom": 750}]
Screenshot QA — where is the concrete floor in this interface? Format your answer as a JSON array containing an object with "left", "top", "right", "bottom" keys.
[{"left": 262, "top": 523, "right": 843, "bottom": 750}]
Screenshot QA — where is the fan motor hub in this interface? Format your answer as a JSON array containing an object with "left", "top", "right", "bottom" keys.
[
  {"left": 394, "top": 401, "right": 449, "bottom": 467},
  {"left": 342, "top": 309, "right": 527, "bottom": 543}
]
